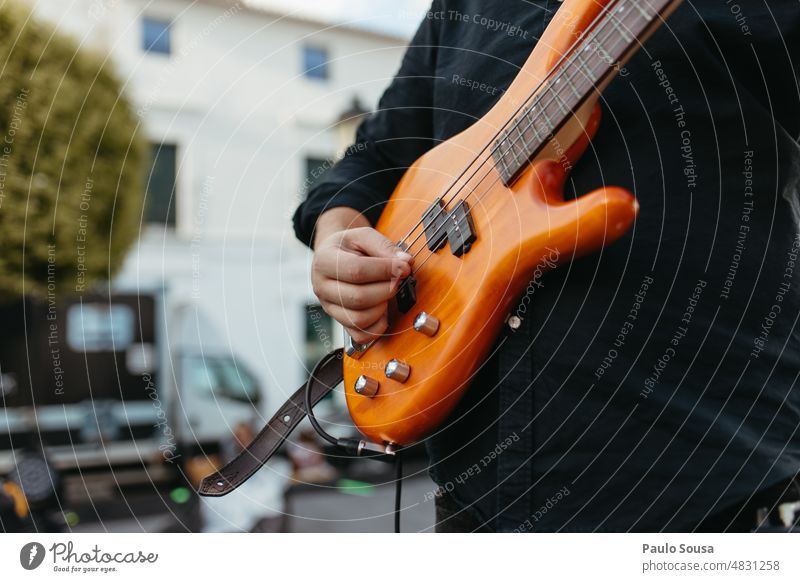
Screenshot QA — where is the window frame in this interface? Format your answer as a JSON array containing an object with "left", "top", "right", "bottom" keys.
[
  {"left": 302, "top": 45, "right": 330, "bottom": 80},
  {"left": 144, "top": 141, "right": 179, "bottom": 228},
  {"left": 142, "top": 16, "right": 172, "bottom": 56},
  {"left": 303, "top": 155, "right": 332, "bottom": 196}
]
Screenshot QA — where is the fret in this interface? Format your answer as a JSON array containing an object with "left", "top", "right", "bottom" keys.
[
  {"left": 507, "top": 136, "right": 523, "bottom": 170},
  {"left": 535, "top": 114, "right": 549, "bottom": 141},
  {"left": 501, "top": 134, "right": 514, "bottom": 169},
  {"left": 552, "top": 88, "right": 570, "bottom": 116},
  {"left": 541, "top": 106, "right": 554, "bottom": 137},
  {"left": 501, "top": 139, "right": 516, "bottom": 169},
  {"left": 498, "top": 149, "right": 511, "bottom": 181},
  {"left": 493, "top": 149, "right": 506, "bottom": 181},
  {"left": 490, "top": 142, "right": 501, "bottom": 166},
  {"left": 515, "top": 129, "right": 528, "bottom": 163},
  {"left": 511, "top": 146, "right": 524, "bottom": 171},
  {"left": 505, "top": 138, "right": 518, "bottom": 176},
  {"left": 495, "top": 140, "right": 511, "bottom": 182},
  {"left": 551, "top": 77, "right": 572, "bottom": 116},
  {"left": 592, "top": 37, "right": 607, "bottom": 58},
  {"left": 524, "top": 107, "right": 540, "bottom": 142},
  {"left": 517, "top": 122, "right": 534, "bottom": 163},
  {"left": 519, "top": 123, "right": 532, "bottom": 155},
  {"left": 514, "top": 122, "right": 526, "bottom": 152},
  {"left": 631, "top": 2, "right": 652, "bottom": 20},
  {"left": 493, "top": 140, "right": 505, "bottom": 165},
  {"left": 564, "top": 69, "right": 581, "bottom": 100},
  {"left": 573, "top": 51, "right": 593, "bottom": 84},
  {"left": 608, "top": 13, "right": 632, "bottom": 42}
]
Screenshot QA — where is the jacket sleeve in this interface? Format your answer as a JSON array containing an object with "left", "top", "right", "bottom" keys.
[{"left": 292, "top": 3, "right": 441, "bottom": 247}]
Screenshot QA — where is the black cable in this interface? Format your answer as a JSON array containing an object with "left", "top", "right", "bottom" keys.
[
  {"left": 394, "top": 453, "right": 403, "bottom": 533},
  {"left": 305, "top": 353, "right": 402, "bottom": 460},
  {"left": 304, "top": 351, "right": 405, "bottom": 533}
]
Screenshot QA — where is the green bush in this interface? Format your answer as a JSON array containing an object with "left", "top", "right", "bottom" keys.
[{"left": 0, "top": 3, "right": 144, "bottom": 298}]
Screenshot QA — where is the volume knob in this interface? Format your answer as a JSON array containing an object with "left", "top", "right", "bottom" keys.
[
  {"left": 354, "top": 375, "right": 379, "bottom": 398},
  {"left": 413, "top": 312, "right": 440, "bottom": 337},
  {"left": 385, "top": 359, "right": 411, "bottom": 383}
]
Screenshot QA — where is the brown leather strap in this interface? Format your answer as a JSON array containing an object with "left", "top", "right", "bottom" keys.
[{"left": 198, "top": 349, "right": 343, "bottom": 497}]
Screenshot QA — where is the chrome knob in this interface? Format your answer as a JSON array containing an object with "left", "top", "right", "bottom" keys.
[
  {"left": 354, "top": 375, "right": 379, "bottom": 398},
  {"left": 385, "top": 359, "right": 410, "bottom": 383},
  {"left": 413, "top": 312, "right": 439, "bottom": 337}
]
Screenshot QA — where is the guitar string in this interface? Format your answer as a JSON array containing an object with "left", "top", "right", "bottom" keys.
[
  {"left": 404, "top": 45, "right": 595, "bottom": 260},
  {"left": 405, "top": 3, "right": 649, "bottom": 275},
  {"left": 408, "top": 20, "right": 634, "bottom": 277},
  {"left": 391, "top": 0, "right": 623, "bottom": 247},
  {"left": 398, "top": 0, "right": 650, "bottom": 261},
  {"left": 394, "top": 1, "right": 621, "bottom": 251},
  {"left": 408, "top": 5, "right": 650, "bottom": 274},
  {"left": 401, "top": 0, "right": 658, "bottom": 261},
  {"left": 395, "top": 0, "right": 659, "bottom": 256}
]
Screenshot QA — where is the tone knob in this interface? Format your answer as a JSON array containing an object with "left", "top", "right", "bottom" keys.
[
  {"left": 413, "top": 312, "right": 440, "bottom": 337},
  {"left": 384, "top": 359, "right": 410, "bottom": 383},
  {"left": 354, "top": 375, "right": 379, "bottom": 398}
]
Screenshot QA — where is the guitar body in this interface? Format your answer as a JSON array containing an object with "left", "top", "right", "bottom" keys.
[{"left": 344, "top": 0, "right": 640, "bottom": 445}]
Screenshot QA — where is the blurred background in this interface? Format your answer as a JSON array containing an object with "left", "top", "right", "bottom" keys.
[{"left": 0, "top": 0, "right": 436, "bottom": 533}]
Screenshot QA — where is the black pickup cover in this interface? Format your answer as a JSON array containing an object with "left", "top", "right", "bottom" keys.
[
  {"left": 421, "top": 198, "right": 476, "bottom": 257},
  {"left": 422, "top": 198, "right": 447, "bottom": 251},
  {"left": 446, "top": 200, "right": 477, "bottom": 257}
]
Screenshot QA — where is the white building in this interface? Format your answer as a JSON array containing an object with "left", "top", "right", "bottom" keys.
[{"left": 29, "top": 0, "right": 409, "bottom": 413}]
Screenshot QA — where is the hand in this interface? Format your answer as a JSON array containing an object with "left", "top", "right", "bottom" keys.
[{"left": 312, "top": 208, "right": 412, "bottom": 344}]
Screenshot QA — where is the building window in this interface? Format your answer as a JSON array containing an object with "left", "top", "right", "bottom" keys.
[
  {"left": 145, "top": 143, "right": 177, "bottom": 227},
  {"left": 304, "top": 304, "right": 333, "bottom": 376},
  {"left": 303, "top": 46, "right": 329, "bottom": 80},
  {"left": 303, "top": 156, "right": 331, "bottom": 196},
  {"left": 142, "top": 17, "right": 171, "bottom": 55}
]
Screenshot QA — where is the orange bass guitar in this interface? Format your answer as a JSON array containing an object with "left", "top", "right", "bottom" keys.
[{"left": 343, "top": 0, "right": 682, "bottom": 447}]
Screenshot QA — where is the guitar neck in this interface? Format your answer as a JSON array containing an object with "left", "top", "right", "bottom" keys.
[{"left": 491, "top": 0, "right": 682, "bottom": 185}]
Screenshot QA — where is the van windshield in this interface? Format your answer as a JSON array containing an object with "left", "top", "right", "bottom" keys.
[{"left": 184, "top": 356, "right": 260, "bottom": 405}]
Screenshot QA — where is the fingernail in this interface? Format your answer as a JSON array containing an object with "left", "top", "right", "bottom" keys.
[
  {"left": 393, "top": 262, "right": 410, "bottom": 278},
  {"left": 394, "top": 250, "right": 412, "bottom": 261}
]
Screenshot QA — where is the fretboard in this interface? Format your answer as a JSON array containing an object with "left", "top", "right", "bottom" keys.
[{"left": 491, "top": 0, "right": 678, "bottom": 184}]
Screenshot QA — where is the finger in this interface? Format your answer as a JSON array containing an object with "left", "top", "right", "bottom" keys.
[
  {"left": 316, "top": 251, "right": 410, "bottom": 283},
  {"left": 345, "top": 312, "right": 389, "bottom": 344},
  {"left": 343, "top": 227, "right": 413, "bottom": 262},
  {"left": 316, "top": 278, "right": 399, "bottom": 310},
  {"left": 322, "top": 302, "right": 387, "bottom": 333}
]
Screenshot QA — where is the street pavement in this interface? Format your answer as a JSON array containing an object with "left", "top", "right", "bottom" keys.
[
  {"left": 286, "top": 469, "right": 437, "bottom": 533},
  {"left": 69, "top": 466, "right": 437, "bottom": 533}
]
